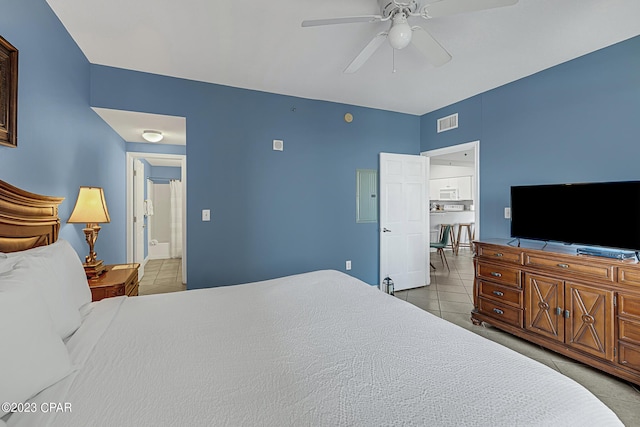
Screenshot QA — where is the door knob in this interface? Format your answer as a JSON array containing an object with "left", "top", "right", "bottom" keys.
[{"left": 383, "top": 228, "right": 392, "bottom": 233}]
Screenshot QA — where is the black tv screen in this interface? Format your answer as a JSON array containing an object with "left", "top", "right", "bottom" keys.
[{"left": 510, "top": 181, "right": 640, "bottom": 251}]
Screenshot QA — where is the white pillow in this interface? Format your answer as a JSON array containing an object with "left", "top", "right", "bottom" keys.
[
  {"left": 0, "top": 268, "right": 73, "bottom": 417},
  {"left": 0, "top": 257, "right": 15, "bottom": 274},
  {"left": 6, "top": 239, "right": 92, "bottom": 311},
  {"left": 10, "top": 258, "right": 82, "bottom": 339}
]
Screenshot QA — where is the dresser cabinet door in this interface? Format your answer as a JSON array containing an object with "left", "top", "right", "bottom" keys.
[
  {"left": 525, "top": 274, "right": 564, "bottom": 342},
  {"left": 565, "top": 282, "right": 615, "bottom": 361}
]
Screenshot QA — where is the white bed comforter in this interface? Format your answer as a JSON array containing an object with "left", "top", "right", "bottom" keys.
[{"left": 9, "top": 270, "right": 622, "bottom": 426}]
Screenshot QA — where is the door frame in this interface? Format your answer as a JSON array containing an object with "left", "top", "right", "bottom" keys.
[
  {"left": 421, "top": 140, "right": 480, "bottom": 241},
  {"left": 126, "top": 152, "right": 187, "bottom": 284}
]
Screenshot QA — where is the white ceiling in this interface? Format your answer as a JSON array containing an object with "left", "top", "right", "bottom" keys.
[
  {"left": 430, "top": 148, "right": 475, "bottom": 165},
  {"left": 92, "top": 107, "right": 186, "bottom": 146},
  {"left": 143, "top": 156, "right": 183, "bottom": 168},
  {"left": 49, "top": 0, "right": 640, "bottom": 116}
]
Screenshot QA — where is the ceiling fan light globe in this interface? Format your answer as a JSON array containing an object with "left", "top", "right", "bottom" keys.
[{"left": 388, "top": 22, "right": 412, "bottom": 49}]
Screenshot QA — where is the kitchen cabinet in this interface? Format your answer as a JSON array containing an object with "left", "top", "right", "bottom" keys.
[
  {"left": 457, "top": 176, "right": 473, "bottom": 200},
  {"left": 429, "top": 176, "right": 473, "bottom": 200}
]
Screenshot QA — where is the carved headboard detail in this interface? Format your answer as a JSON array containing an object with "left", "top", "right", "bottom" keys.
[{"left": 0, "top": 180, "right": 64, "bottom": 253}]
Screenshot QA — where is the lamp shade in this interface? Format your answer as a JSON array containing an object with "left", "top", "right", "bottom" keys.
[{"left": 68, "top": 187, "right": 111, "bottom": 224}]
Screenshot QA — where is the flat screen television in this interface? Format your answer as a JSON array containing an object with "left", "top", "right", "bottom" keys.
[{"left": 510, "top": 181, "right": 640, "bottom": 251}]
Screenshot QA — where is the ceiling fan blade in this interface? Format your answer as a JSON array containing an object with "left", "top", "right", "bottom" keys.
[
  {"left": 344, "top": 32, "right": 388, "bottom": 74},
  {"left": 410, "top": 27, "right": 452, "bottom": 67},
  {"left": 421, "top": 0, "right": 517, "bottom": 19},
  {"left": 302, "top": 15, "right": 382, "bottom": 27}
]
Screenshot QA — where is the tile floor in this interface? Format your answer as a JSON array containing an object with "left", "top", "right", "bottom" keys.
[
  {"left": 396, "top": 247, "right": 640, "bottom": 426},
  {"left": 138, "top": 258, "right": 185, "bottom": 295}
]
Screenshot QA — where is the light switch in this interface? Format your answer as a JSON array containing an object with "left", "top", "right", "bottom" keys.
[
  {"left": 202, "top": 209, "right": 211, "bottom": 221},
  {"left": 504, "top": 207, "right": 511, "bottom": 219}
]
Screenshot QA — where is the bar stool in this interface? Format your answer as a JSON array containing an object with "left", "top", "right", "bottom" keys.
[
  {"left": 455, "top": 223, "right": 475, "bottom": 255},
  {"left": 439, "top": 224, "right": 456, "bottom": 253}
]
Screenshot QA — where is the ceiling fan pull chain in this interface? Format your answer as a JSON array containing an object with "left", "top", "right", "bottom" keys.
[{"left": 392, "top": 48, "right": 397, "bottom": 73}]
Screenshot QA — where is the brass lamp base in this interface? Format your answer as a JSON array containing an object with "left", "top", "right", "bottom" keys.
[
  {"left": 81, "top": 223, "right": 105, "bottom": 279},
  {"left": 84, "top": 259, "right": 105, "bottom": 279}
]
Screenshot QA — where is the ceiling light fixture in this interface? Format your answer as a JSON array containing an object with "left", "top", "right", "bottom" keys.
[
  {"left": 388, "top": 13, "right": 412, "bottom": 50},
  {"left": 142, "top": 130, "right": 163, "bottom": 143}
]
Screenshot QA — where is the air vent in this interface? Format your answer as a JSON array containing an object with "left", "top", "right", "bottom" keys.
[{"left": 437, "top": 113, "right": 458, "bottom": 133}]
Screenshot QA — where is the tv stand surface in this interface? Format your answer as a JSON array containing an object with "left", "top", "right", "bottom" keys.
[{"left": 472, "top": 239, "right": 640, "bottom": 387}]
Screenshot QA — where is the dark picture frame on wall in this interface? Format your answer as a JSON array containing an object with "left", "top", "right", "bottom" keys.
[{"left": 0, "top": 36, "right": 18, "bottom": 148}]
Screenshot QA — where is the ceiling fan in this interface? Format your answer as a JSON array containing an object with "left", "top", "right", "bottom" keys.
[{"left": 302, "top": 0, "right": 518, "bottom": 73}]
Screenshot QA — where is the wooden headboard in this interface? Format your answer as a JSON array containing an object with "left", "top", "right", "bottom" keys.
[{"left": 0, "top": 180, "right": 64, "bottom": 252}]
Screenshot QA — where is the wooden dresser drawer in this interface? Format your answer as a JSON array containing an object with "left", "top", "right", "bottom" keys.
[
  {"left": 619, "top": 342, "right": 640, "bottom": 373},
  {"left": 619, "top": 319, "right": 640, "bottom": 346},
  {"left": 476, "top": 244, "right": 522, "bottom": 265},
  {"left": 91, "top": 284, "right": 125, "bottom": 302},
  {"left": 109, "top": 285, "right": 126, "bottom": 298},
  {"left": 478, "top": 281, "right": 522, "bottom": 308},
  {"left": 476, "top": 261, "right": 521, "bottom": 288},
  {"left": 478, "top": 297, "right": 523, "bottom": 328},
  {"left": 125, "top": 282, "right": 139, "bottom": 297},
  {"left": 523, "top": 253, "right": 615, "bottom": 282},
  {"left": 619, "top": 294, "right": 640, "bottom": 319},
  {"left": 618, "top": 267, "right": 640, "bottom": 288},
  {"left": 125, "top": 272, "right": 139, "bottom": 296}
]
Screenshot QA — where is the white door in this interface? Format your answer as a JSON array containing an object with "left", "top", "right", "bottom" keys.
[
  {"left": 379, "top": 153, "right": 430, "bottom": 291},
  {"left": 133, "top": 159, "right": 145, "bottom": 278}
]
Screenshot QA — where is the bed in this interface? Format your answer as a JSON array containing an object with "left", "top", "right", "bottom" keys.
[{"left": 0, "top": 180, "right": 623, "bottom": 426}]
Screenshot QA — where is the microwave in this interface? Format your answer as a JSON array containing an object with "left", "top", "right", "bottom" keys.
[{"left": 439, "top": 188, "right": 458, "bottom": 200}]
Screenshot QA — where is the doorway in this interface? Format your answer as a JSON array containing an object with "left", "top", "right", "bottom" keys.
[
  {"left": 126, "top": 152, "right": 187, "bottom": 284},
  {"left": 422, "top": 141, "right": 480, "bottom": 251}
]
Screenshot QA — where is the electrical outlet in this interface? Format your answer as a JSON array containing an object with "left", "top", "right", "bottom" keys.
[
  {"left": 504, "top": 207, "right": 511, "bottom": 219},
  {"left": 202, "top": 209, "right": 211, "bottom": 221},
  {"left": 346, "top": 260, "right": 352, "bottom": 271}
]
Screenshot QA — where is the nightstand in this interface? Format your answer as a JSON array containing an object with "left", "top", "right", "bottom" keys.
[{"left": 88, "top": 263, "right": 140, "bottom": 302}]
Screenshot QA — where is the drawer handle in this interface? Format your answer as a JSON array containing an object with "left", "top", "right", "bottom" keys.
[
  {"left": 557, "top": 263, "right": 569, "bottom": 269},
  {"left": 621, "top": 360, "right": 628, "bottom": 365},
  {"left": 493, "top": 308, "right": 504, "bottom": 315},
  {"left": 492, "top": 290, "right": 504, "bottom": 297},
  {"left": 490, "top": 272, "right": 502, "bottom": 277},
  {"left": 494, "top": 253, "right": 503, "bottom": 257}
]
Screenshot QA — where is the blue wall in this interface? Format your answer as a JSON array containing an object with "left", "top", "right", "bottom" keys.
[
  {"left": 126, "top": 142, "right": 186, "bottom": 156},
  {"left": 90, "top": 66, "right": 420, "bottom": 287},
  {"left": 421, "top": 35, "right": 640, "bottom": 240},
  {"left": 0, "top": 0, "right": 126, "bottom": 263},
  {"left": 8, "top": 0, "right": 637, "bottom": 287}
]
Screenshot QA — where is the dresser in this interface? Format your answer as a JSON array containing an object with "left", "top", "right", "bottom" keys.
[
  {"left": 472, "top": 240, "right": 640, "bottom": 386},
  {"left": 88, "top": 264, "right": 140, "bottom": 302}
]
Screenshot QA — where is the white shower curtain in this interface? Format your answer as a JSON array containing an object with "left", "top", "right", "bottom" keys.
[{"left": 169, "top": 180, "right": 183, "bottom": 258}]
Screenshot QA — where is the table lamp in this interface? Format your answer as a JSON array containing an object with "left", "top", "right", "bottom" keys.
[{"left": 68, "top": 186, "right": 111, "bottom": 278}]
